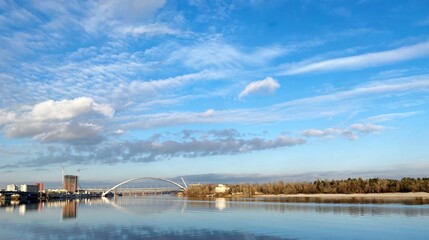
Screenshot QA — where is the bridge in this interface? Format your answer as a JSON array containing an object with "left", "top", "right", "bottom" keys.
[
  {"left": 0, "top": 191, "right": 39, "bottom": 201},
  {"left": 101, "top": 177, "right": 188, "bottom": 197}
]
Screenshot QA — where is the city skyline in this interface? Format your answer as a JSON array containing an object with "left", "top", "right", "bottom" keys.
[{"left": 1, "top": 0, "right": 429, "bottom": 185}]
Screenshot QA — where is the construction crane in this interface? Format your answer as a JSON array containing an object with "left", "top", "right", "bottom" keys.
[
  {"left": 76, "top": 168, "right": 87, "bottom": 190},
  {"left": 60, "top": 164, "right": 65, "bottom": 185}
]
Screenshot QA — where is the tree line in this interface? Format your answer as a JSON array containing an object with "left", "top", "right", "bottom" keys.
[{"left": 184, "top": 178, "right": 429, "bottom": 197}]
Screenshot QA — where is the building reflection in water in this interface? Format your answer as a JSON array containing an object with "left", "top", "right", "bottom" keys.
[
  {"left": 62, "top": 201, "right": 77, "bottom": 219},
  {"left": 215, "top": 198, "right": 227, "bottom": 210}
]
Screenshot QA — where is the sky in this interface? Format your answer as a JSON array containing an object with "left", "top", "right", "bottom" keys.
[{"left": 1, "top": 0, "right": 429, "bottom": 186}]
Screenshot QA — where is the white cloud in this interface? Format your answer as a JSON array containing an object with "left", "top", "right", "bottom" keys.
[
  {"left": 114, "top": 129, "right": 125, "bottom": 135},
  {"left": 373, "top": 69, "right": 409, "bottom": 79},
  {"left": 170, "top": 42, "right": 244, "bottom": 69},
  {"left": 0, "top": 97, "right": 114, "bottom": 144},
  {"left": 366, "top": 111, "right": 423, "bottom": 123},
  {"left": 275, "top": 74, "right": 429, "bottom": 108},
  {"left": 126, "top": 108, "right": 217, "bottom": 129},
  {"left": 282, "top": 41, "right": 429, "bottom": 75},
  {"left": 120, "top": 74, "right": 429, "bottom": 130},
  {"left": 302, "top": 127, "right": 357, "bottom": 140},
  {"left": 239, "top": 77, "right": 280, "bottom": 98},
  {"left": 124, "top": 70, "right": 225, "bottom": 96},
  {"left": 302, "top": 128, "right": 329, "bottom": 137},
  {"left": 84, "top": 0, "right": 167, "bottom": 33},
  {"left": 29, "top": 97, "right": 114, "bottom": 121},
  {"left": 35, "top": 123, "right": 104, "bottom": 144},
  {"left": 168, "top": 41, "right": 287, "bottom": 69},
  {"left": 302, "top": 123, "right": 385, "bottom": 141},
  {"left": 202, "top": 109, "right": 215, "bottom": 117},
  {"left": 0, "top": 110, "right": 16, "bottom": 125},
  {"left": 117, "top": 23, "right": 179, "bottom": 36},
  {"left": 350, "top": 123, "right": 385, "bottom": 133},
  {"left": 0, "top": 2, "right": 39, "bottom": 27}
]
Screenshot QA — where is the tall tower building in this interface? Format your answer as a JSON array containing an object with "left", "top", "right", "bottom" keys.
[{"left": 64, "top": 175, "right": 78, "bottom": 193}]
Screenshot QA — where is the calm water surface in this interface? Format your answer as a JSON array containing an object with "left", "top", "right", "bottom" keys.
[{"left": 1, "top": 196, "right": 428, "bottom": 239}]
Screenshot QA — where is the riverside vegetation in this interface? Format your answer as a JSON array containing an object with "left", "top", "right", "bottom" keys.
[{"left": 184, "top": 178, "right": 429, "bottom": 198}]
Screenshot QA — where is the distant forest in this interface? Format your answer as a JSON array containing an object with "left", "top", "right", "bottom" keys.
[{"left": 184, "top": 178, "right": 429, "bottom": 198}]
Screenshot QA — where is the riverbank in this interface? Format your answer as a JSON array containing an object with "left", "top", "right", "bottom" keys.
[
  {"left": 247, "top": 192, "right": 429, "bottom": 204},
  {"left": 255, "top": 192, "right": 429, "bottom": 199}
]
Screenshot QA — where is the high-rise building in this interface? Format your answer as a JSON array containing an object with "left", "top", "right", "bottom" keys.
[{"left": 64, "top": 175, "right": 78, "bottom": 193}]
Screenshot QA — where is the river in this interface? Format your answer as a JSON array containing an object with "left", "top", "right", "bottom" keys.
[{"left": 1, "top": 195, "right": 428, "bottom": 239}]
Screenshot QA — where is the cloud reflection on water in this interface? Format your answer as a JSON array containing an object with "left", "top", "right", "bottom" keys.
[
  {"left": 1, "top": 196, "right": 429, "bottom": 239},
  {"left": 2, "top": 222, "right": 293, "bottom": 240}
]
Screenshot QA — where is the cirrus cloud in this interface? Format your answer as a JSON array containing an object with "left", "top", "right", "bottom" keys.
[
  {"left": 84, "top": 0, "right": 167, "bottom": 34},
  {"left": 366, "top": 111, "right": 423, "bottom": 123},
  {"left": 350, "top": 123, "right": 385, "bottom": 133},
  {"left": 117, "top": 23, "right": 180, "bottom": 36},
  {"left": 282, "top": 41, "right": 429, "bottom": 75},
  {"left": 239, "top": 77, "right": 280, "bottom": 99}
]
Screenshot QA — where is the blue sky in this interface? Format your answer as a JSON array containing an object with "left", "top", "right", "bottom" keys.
[{"left": 1, "top": 0, "right": 429, "bottom": 185}]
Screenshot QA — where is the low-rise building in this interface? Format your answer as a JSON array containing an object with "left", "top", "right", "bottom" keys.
[
  {"left": 6, "top": 184, "right": 19, "bottom": 191},
  {"left": 20, "top": 184, "right": 39, "bottom": 192},
  {"left": 34, "top": 182, "right": 44, "bottom": 192},
  {"left": 215, "top": 184, "right": 230, "bottom": 193}
]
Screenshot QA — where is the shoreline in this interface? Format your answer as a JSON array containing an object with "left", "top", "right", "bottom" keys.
[{"left": 253, "top": 192, "right": 429, "bottom": 199}]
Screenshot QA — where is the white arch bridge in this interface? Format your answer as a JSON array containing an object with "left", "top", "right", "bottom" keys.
[{"left": 101, "top": 177, "right": 188, "bottom": 197}]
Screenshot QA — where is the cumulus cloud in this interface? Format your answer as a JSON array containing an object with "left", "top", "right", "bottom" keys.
[
  {"left": 282, "top": 41, "right": 429, "bottom": 75},
  {"left": 239, "top": 77, "right": 280, "bottom": 98},
  {"left": 29, "top": 97, "right": 114, "bottom": 120},
  {"left": 7, "top": 129, "right": 306, "bottom": 167},
  {"left": 0, "top": 97, "right": 114, "bottom": 145},
  {"left": 0, "top": 110, "right": 16, "bottom": 125},
  {"left": 302, "top": 128, "right": 331, "bottom": 137},
  {"left": 302, "top": 123, "right": 385, "bottom": 141}
]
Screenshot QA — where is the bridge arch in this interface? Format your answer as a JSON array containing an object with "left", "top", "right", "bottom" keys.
[{"left": 102, "top": 177, "right": 187, "bottom": 197}]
